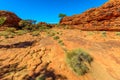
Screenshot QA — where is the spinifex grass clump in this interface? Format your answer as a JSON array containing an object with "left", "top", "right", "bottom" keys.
[
  {"left": 30, "top": 31, "right": 40, "bottom": 36},
  {"left": 66, "top": 49, "right": 93, "bottom": 75},
  {"left": 101, "top": 31, "right": 106, "bottom": 37},
  {"left": 0, "top": 17, "right": 6, "bottom": 26}
]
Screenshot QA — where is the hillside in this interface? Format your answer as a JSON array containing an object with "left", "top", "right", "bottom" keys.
[{"left": 60, "top": 0, "right": 120, "bottom": 31}]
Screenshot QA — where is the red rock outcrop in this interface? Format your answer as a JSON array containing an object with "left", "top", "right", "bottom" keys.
[
  {"left": 0, "top": 10, "right": 21, "bottom": 29},
  {"left": 60, "top": 0, "right": 120, "bottom": 31}
]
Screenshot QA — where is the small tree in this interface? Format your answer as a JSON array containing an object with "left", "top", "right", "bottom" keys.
[
  {"left": 58, "top": 13, "right": 66, "bottom": 19},
  {"left": 18, "top": 19, "right": 36, "bottom": 31}
]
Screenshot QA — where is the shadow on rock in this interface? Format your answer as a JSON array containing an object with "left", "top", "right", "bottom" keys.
[
  {"left": 0, "top": 41, "right": 35, "bottom": 49},
  {"left": 25, "top": 63, "right": 67, "bottom": 80},
  {"left": 39, "top": 68, "right": 67, "bottom": 80},
  {"left": 0, "top": 63, "right": 27, "bottom": 79}
]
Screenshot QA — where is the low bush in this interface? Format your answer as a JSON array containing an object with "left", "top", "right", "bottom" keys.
[
  {"left": 0, "top": 17, "right": 6, "bottom": 26},
  {"left": 15, "top": 30, "right": 28, "bottom": 35},
  {"left": 116, "top": 32, "right": 120, "bottom": 36},
  {"left": 0, "top": 31, "right": 10, "bottom": 36},
  {"left": 30, "top": 31, "right": 40, "bottom": 36},
  {"left": 58, "top": 40, "right": 64, "bottom": 46},
  {"left": 38, "top": 26, "right": 50, "bottom": 32},
  {"left": 6, "top": 27, "right": 16, "bottom": 33},
  {"left": 101, "top": 31, "right": 106, "bottom": 37},
  {"left": 53, "top": 36, "right": 60, "bottom": 40},
  {"left": 0, "top": 31, "right": 15, "bottom": 38},
  {"left": 66, "top": 48, "right": 93, "bottom": 75}
]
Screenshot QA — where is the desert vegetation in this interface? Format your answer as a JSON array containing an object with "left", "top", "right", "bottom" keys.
[
  {"left": 58, "top": 13, "right": 67, "bottom": 19},
  {"left": 66, "top": 49, "right": 93, "bottom": 75},
  {"left": 0, "top": 16, "right": 6, "bottom": 26}
]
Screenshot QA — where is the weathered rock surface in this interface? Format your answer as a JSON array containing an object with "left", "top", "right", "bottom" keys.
[
  {"left": 0, "top": 10, "right": 21, "bottom": 29},
  {"left": 0, "top": 29, "right": 120, "bottom": 80},
  {"left": 60, "top": 0, "right": 120, "bottom": 31}
]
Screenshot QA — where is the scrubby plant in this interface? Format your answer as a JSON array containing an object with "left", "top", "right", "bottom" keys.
[
  {"left": 58, "top": 40, "right": 63, "bottom": 43},
  {"left": 19, "top": 19, "right": 37, "bottom": 31},
  {"left": 47, "top": 31, "right": 56, "bottom": 37},
  {"left": 0, "top": 17, "right": 6, "bottom": 26},
  {"left": 6, "top": 27, "right": 16, "bottom": 33},
  {"left": 0, "top": 31, "right": 10, "bottom": 36},
  {"left": 38, "top": 25, "right": 50, "bottom": 32},
  {"left": 87, "top": 31, "right": 94, "bottom": 36},
  {"left": 58, "top": 13, "right": 67, "bottom": 19},
  {"left": 15, "top": 30, "right": 28, "bottom": 35},
  {"left": 8, "top": 34, "right": 15, "bottom": 38},
  {"left": 116, "top": 32, "right": 120, "bottom": 36},
  {"left": 101, "top": 31, "right": 106, "bottom": 37},
  {"left": 66, "top": 49, "right": 93, "bottom": 75},
  {"left": 4, "top": 35, "right": 9, "bottom": 39},
  {"left": 53, "top": 36, "right": 60, "bottom": 40},
  {"left": 58, "top": 40, "right": 64, "bottom": 46},
  {"left": 0, "top": 30, "right": 16, "bottom": 38},
  {"left": 30, "top": 31, "right": 40, "bottom": 36}
]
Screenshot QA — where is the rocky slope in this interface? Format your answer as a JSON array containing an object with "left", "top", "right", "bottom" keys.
[
  {"left": 0, "top": 10, "right": 21, "bottom": 30},
  {"left": 60, "top": 0, "right": 120, "bottom": 31},
  {"left": 0, "top": 29, "right": 120, "bottom": 80}
]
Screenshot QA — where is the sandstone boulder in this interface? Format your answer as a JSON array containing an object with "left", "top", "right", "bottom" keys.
[{"left": 0, "top": 10, "right": 21, "bottom": 30}]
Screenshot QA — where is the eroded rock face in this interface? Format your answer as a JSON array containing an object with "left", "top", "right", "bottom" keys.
[
  {"left": 0, "top": 10, "right": 21, "bottom": 29},
  {"left": 60, "top": 0, "right": 120, "bottom": 31}
]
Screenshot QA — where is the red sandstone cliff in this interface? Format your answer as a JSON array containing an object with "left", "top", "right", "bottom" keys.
[{"left": 60, "top": 0, "right": 120, "bottom": 31}]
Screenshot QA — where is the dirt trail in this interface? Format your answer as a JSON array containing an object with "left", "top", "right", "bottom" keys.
[{"left": 0, "top": 29, "right": 120, "bottom": 80}]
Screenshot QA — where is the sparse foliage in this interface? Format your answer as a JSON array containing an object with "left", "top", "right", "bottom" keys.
[
  {"left": 0, "top": 17, "right": 6, "bottom": 26},
  {"left": 116, "top": 32, "right": 120, "bottom": 36},
  {"left": 66, "top": 49, "right": 93, "bottom": 75},
  {"left": 53, "top": 36, "right": 60, "bottom": 40},
  {"left": 6, "top": 28, "right": 16, "bottom": 33},
  {"left": 18, "top": 19, "right": 36, "bottom": 31},
  {"left": 30, "top": 31, "right": 40, "bottom": 36},
  {"left": 15, "top": 30, "right": 28, "bottom": 35},
  {"left": 59, "top": 13, "right": 67, "bottom": 19},
  {"left": 101, "top": 31, "right": 106, "bottom": 37}
]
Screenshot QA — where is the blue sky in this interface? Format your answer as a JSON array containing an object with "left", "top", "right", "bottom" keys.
[{"left": 0, "top": 0, "right": 108, "bottom": 23}]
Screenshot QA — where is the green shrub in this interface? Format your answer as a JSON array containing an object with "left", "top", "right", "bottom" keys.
[
  {"left": 8, "top": 35, "right": 14, "bottom": 38},
  {"left": 101, "top": 31, "right": 106, "bottom": 37},
  {"left": 116, "top": 32, "right": 120, "bottom": 36},
  {"left": 4, "top": 35, "right": 9, "bottom": 39},
  {"left": 19, "top": 20, "right": 37, "bottom": 31},
  {"left": 58, "top": 13, "right": 67, "bottom": 19},
  {"left": 58, "top": 40, "right": 64, "bottom": 46},
  {"left": 30, "top": 31, "right": 40, "bottom": 36},
  {"left": 53, "top": 36, "right": 60, "bottom": 40},
  {"left": 15, "top": 30, "right": 28, "bottom": 35},
  {"left": 47, "top": 31, "right": 55, "bottom": 36},
  {"left": 38, "top": 26, "right": 50, "bottom": 32},
  {"left": 58, "top": 40, "right": 63, "bottom": 43},
  {"left": 19, "top": 20, "right": 32, "bottom": 27},
  {"left": 0, "top": 31, "right": 10, "bottom": 36},
  {"left": 87, "top": 31, "right": 94, "bottom": 36},
  {"left": 36, "top": 75, "right": 45, "bottom": 80},
  {"left": 66, "top": 49, "right": 93, "bottom": 75},
  {"left": 0, "top": 31, "right": 16, "bottom": 38},
  {"left": 6, "top": 28, "right": 16, "bottom": 33},
  {"left": 0, "top": 17, "right": 6, "bottom": 25}
]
